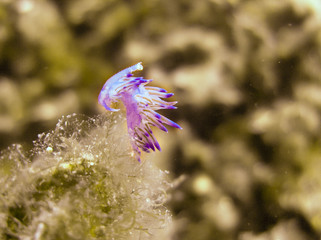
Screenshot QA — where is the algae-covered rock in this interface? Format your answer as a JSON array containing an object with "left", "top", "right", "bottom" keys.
[{"left": 0, "top": 113, "right": 172, "bottom": 240}]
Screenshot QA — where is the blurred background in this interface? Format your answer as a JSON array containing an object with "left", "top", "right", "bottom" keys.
[{"left": 1, "top": 0, "right": 321, "bottom": 239}]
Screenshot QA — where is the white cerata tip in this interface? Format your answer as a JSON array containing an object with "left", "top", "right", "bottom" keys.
[{"left": 136, "top": 62, "right": 143, "bottom": 71}]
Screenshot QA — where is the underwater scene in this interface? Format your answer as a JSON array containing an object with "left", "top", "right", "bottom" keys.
[{"left": 1, "top": 0, "right": 321, "bottom": 239}]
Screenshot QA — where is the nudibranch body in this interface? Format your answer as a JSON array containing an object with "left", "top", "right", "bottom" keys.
[{"left": 99, "top": 62, "right": 181, "bottom": 162}]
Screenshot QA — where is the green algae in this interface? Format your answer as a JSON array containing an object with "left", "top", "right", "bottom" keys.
[{"left": 0, "top": 113, "right": 172, "bottom": 240}]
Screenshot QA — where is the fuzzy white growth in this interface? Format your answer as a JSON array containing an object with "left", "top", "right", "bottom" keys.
[{"left": 0, "top": 113, "right": 172, "bottom": 239}]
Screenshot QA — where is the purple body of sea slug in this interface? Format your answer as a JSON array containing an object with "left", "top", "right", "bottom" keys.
[{"left": 99, "top": 62, "right": 182, "bottom": 162}]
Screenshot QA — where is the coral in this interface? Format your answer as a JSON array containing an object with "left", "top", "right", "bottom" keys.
[{"left": 0, "top": 113, "right": 172, "bottom": 240}]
